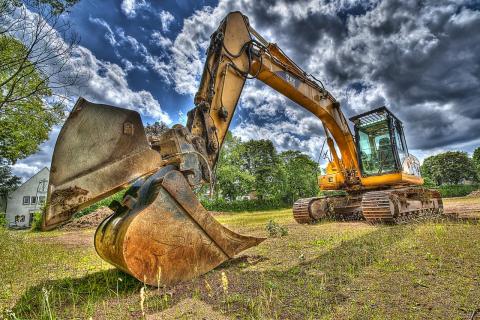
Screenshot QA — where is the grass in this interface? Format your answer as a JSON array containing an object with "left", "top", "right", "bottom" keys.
[
  {"left": 444, "top": 196, "right": 480, "bottom": 205},
  {"left": 1, "top": 198, "right": 479, "bottom": 319}
]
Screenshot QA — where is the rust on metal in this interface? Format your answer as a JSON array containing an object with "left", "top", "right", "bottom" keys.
[
  {"left": 94, "top": 167, "right": 265, "bottom": 286},
  {"left": 50, "top": 186, "right": 89, "bottom": 207}
]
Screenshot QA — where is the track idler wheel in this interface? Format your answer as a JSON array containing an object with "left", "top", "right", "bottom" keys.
[
  {"left": 95, "top": 165, "right": 265, "bottom": 286},
  {"left": 293, "top": 197, "right": 329, "bottom": 224}
]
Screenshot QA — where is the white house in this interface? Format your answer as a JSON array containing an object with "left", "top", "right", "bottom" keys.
[{"left": 5, "top": 167, "right": 49, "bottom": 228}]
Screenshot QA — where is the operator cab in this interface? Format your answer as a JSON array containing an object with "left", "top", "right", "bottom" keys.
[{"left": 350, "top": 107, "right": 413, "bottom": 177}]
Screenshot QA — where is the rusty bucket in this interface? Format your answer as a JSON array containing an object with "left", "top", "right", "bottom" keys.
[{"left": 95, "top": 166, "right": 264, "bottom": 286}]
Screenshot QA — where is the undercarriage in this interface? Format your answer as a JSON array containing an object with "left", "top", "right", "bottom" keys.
[{"left": 293, "top": 187, "right": 443, "bottom": 224}]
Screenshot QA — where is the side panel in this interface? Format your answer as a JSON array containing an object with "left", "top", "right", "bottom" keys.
[{"left": 360, "top": 172, "right": 423, "bottom": 188}]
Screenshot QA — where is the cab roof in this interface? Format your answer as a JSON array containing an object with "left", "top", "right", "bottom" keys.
[{"left": 349, "top": 106, "right": 402, "bottom": 127}]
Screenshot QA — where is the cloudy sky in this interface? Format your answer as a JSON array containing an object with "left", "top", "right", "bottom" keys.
[{"left": 10, "top": 0, "right": 480, "bottom": 180}]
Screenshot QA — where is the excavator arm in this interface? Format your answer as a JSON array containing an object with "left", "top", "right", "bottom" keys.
[
  {"left": 189, "top": 12, "right": 359, "bottom": 186},
  {"left": 43, "top": 12, "right": 360, "bottom": 286}
]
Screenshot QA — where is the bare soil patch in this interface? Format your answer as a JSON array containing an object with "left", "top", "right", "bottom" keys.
[
  {"left": 35, "top": 229, "right": 95, "bottom": 247},
  {"left": 467, "top": 190, "right": 480, "bottom": 197},
  {"left": 444, "top": 196, "right": 480, "bottom": 220},
  {"left": 60, "top": 207, "right": 113, "bottom": 231}
]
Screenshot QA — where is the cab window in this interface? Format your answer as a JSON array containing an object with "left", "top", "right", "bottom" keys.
[{"left": 357, "top": 119, "right": 397, "bottom": 176}]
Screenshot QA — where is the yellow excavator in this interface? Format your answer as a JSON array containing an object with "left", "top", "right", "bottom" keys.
[{"left": 42, "top": 12, "right": 442, "bottom": 286}]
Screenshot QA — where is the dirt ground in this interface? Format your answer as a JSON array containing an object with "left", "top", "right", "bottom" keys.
[
  {"left": 60, "top": 207, "right": 113, "bottom": 231},
  {"left": 443, "top": 196, "right": 480, "bottom": 219}
]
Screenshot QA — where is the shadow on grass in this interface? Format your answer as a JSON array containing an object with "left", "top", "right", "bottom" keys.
[
  {"left": 12, "top": 268, "right": 142, "bottom": 319},
  {"left": 191, "top": 224, "right": 414, "bottom": 319},
  {"left": 11, "top": 225, "right": 412, "bottom": 319}
]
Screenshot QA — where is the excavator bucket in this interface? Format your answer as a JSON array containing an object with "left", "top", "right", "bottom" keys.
[
  {"left": 95, "top": 166, "right": 264, "bottom": 286},
  {"left": 44, "top": 97, "right": 265, "bottom": 285}
]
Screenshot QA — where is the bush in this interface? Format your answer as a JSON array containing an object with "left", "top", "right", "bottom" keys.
[
  {"left": 0, "top": 213, "right": 7, "bottom": 228},
  {"left": 75, "top": 190, "right": 126, "bottom": 218},
  {"left": 422, "top": 176, "right": 437, "bottom": 188},
  {"left": 30, "top": 211, "right": 43, "bottom": 231},
  {"left": 265, "top": 219, "right": 288, "bottom": 237},
  {"left": 201, "top": 198, "right": 289, "bottom": 212},
  {"left": 434, "top": 184, "right": 479, "bottom": 198}
]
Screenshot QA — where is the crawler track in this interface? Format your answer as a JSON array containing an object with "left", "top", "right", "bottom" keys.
[
  {"left": 294, "top": 188, "right": 443, "bottom": 224},
  {"left": 293, "top": 194, "right": 362, "bottom": 224},
  {"left": 292, "top": 197, "right": 325, "bottom": 224},
  {"left": 361, "top": 188, "right": 443, "bottom": 223},
  {"left": 361, "top": 191, "right": 395, "bottom": 223}
]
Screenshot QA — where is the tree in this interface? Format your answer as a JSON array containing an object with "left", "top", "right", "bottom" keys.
[
  {"left": 473, "top": 147, "right": 480, "bottom": 176},
  {"left": 0, "top": 0, "right": 81, "bottom": 163},
  {"left": 0, "top": 164, "right": 20, "bottom": 197},
  {"left": 213, "top": 132, "right": 254, "bottom": 200},
  {"left": 239, "top": 140, "right": 286, "bottom": 200},
  {"left": 215, "top": 164, "right": 254, "bottom": 201},
  {"left": 421, "top": 151, "right": 477, "bottom": 185},
  {"left": 0, "top": 36, "right": 64, "bottom": 162},
  {"left": 280, "top": 150, "right": 319, "bottom": 203},
  {"left": 145, "top": 121, "right": 169, "bottom": 139},
  {"left": 212, "top": 134, "right": 320, "bottom": 203}
]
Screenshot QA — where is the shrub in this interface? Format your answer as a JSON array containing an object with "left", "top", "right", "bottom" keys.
[
  {"left": 0, "top": 213, "right": 7, "bottom": 228},
  {"left": 434, "top": 184, "right": 479, "bottom": 198},
  {"left": 265, "top": 219, "right": 288, "bottom": 237},
  {"left": 30, "top": 211, "right": 43, "bottom": 231},
  {"left": 422, "top": 176, "right": 437, "bottom": 188},
  {"left": 201, "top": 198, "right": 289, "bottom": 212}
]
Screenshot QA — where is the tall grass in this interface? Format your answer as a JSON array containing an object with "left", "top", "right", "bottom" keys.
[{"left": 0, "top": 227, "right": 142, "bottom": 319}]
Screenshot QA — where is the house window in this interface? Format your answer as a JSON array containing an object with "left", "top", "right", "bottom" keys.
[
  {"left": 31, "top": 196, "right": 37, "bottom": 204},
  {"left": 23, "top": 196, "right": 30, "bottom": 205},
  {"left": 39, "top": 196, "right": 46, "bottom": 204}
]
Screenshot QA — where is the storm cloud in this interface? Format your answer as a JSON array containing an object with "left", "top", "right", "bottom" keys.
[{"left": 169, "top": 0, "right": 480, "bottom": 152}]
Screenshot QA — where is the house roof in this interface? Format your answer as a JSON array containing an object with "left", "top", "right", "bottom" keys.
[{"left": 12, "top": 167, "right": 50, "bottom": 194}]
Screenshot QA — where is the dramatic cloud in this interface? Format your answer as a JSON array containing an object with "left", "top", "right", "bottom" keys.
[
  {"left": 88, "top": 16, "right": 173, "bottom": 82},
  {"left": 88, "top": 16, "right": 117, "bottom": 46},
  {"left": 10, "top": 43, "right": 171, "bottom": 180},
  {"left": 6, "top": 5, "right": 170, "bottom": 179},
  {"left": 9, "top": 0, "right": 480, "bottom": 179},
  {"left": 68, "top": 46, "right": 170, "bottom": 121},
  {"left": 12, "top": 128, "right": 60, "bottom": 181},
  {"left": 233, "top": 83, "right": 327, "bottom": 158},
  {"left": 165, "top": 0, "right": 480, "bottom": 157}
]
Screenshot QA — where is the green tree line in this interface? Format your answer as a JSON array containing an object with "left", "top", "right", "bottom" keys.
[
  {"left": 421, "top": 150, "right": 480, "bottom": 186},
  {"left": 202, "top": 132, "right": 320, "bottom": 211}
]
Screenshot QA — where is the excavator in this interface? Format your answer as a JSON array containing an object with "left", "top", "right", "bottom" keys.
[{"left": 42, "top": 12, "right": 443, "bottom": 286}]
